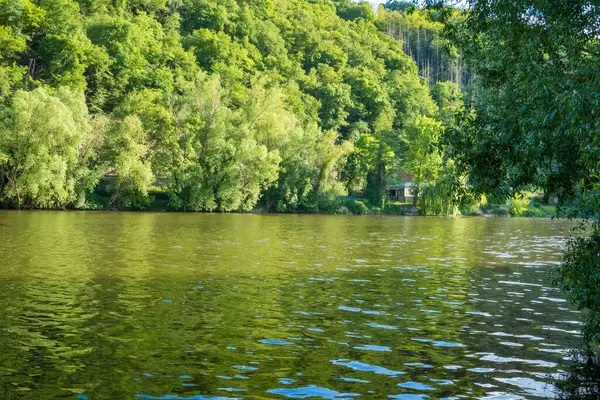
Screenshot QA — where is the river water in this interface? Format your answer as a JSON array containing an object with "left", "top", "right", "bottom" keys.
[{"left": 0, "top": 212, "right": 583, "bottom": 399}]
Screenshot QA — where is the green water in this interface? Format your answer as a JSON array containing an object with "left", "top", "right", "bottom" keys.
[{"left": 0, "top": 212, "right": 582, "bottom": 399}]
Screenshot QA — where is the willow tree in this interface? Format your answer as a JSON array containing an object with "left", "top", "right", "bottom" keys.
[
  {"left": 400, "top": 115, "right": 443, "bottom": 206},
  {"left": 105, "top": 115, "right": 154, "bottom": 208},
  {"left": 0, "top": 87, "right": 97, "bottom": 209},
  {"left": 168, "top": 73, "right": 281, "bottom": 212}
]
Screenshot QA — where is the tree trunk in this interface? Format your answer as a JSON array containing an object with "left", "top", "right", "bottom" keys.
[{"left": 366, "top": 162, "right": 386, "bottom": 208}]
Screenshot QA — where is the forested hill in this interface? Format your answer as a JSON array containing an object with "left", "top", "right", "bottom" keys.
[{"left": 0, "top": 0, "right": 462, "bottom": 212}]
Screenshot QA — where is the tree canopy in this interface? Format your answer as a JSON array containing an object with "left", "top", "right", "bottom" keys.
[{"left": 0, "top": 0, "right": 458, "bottom": 212}]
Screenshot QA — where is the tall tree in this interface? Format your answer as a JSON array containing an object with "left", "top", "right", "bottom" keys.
[{"left": 0, "top": 87, "right": 96, "bottom": 209}]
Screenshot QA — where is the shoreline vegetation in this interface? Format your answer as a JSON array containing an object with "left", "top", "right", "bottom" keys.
[{"left": 2, "top": 192, "right": 560, "bottom": 218}]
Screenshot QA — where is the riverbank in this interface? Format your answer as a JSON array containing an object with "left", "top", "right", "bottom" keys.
[{"left": 0, "top": 196, "right": 560, "bottom": 218}]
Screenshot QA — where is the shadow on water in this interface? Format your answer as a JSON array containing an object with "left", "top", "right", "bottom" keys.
[{"left": 556, "top": 350, "right": 600, "bottom": 400}]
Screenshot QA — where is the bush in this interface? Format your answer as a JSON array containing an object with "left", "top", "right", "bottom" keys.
[
  {"left": 317, "top": 197, "right": 341, "bottom": 214},
  {"left": 419, "top": 185, "right": 459, "bottom": 216},
  {"left": 558, "top": 204, "right": 589, "bottom": 219},
  {"left": 344, "top": 199, "right": 369, "bottom": 215},
  {"left": 459, "top": 202, "right": 480, "bottom": 216},
  {"left": 121, "top": 193, "right": 155, "bottom": 210},
  {"left": 556, "top": 226, "right": 600, "bottom": 347},
  {"left": 459, "top": 193, "right": 487, "bottom": 216},
  {"left": 508, "top": 195, "right": 530, "bottom": 216},
  {"left": 522, "top": 206, "right": 547, "bottom": 218},
  {"left": 383, "top": 202, "right": 411, "bottom": 215},
  {"left": 78, "top": 191, "right": 109, "bottom": 210},
  {"left": 490, "top": 207, "right": 509, "bottom": 216}
]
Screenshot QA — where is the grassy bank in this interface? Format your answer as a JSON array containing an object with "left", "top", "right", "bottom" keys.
[
  {"left": 1, "top": 183, "right": 560, "bottom": 217},
  {"left": 69, "top": 189, "right": 559, "bottom": 218}
]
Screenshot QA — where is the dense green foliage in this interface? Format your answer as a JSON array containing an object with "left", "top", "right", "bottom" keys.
[
  {"left": 440, "top": 1, "right": 600, "bottom": 203},
  {"left": 558, "top": 227, "right": 600, "bottom": 346},
  {"left": 0, "top": 87, "right": 98, "bottom": 209},
  {"left": 0, "top": 0, "right": 463, "bottom": 212}
]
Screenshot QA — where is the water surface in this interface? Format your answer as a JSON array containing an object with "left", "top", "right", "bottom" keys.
[{"left": 0, "top": 212, "right": 581, "bottom": 399}]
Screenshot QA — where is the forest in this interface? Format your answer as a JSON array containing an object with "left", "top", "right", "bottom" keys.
[{"left": 0, "top": 0, "right": 468, "bottom": 213}]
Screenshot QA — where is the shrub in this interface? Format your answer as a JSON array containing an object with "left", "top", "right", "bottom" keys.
[
  {"left": 490, "top": 207, "right": 509, "bottom": 216},
  {"left": 383, "top": 202, "right": 410, "bottom": 215},
  {"left": 459, "top": 201, "right": 480, "bottom": 216},
  {"left": 522, "top": 206, "right": 547, "bottom": 218},
  {"left": 79, "top": 191, "right": 109, "bottom": 210},
  {"left": 317, "top": 197, "right": 341, "bottom": 214},
  {"left": 556, "top": 226, "right": 600, "bottom": 347},
  {"left": 122, "top": 193, "right": 155, "bottom": 210},
  {"left": 419, "top": 185, "right": 459, "bottom": 216},
  {"left": 459, "top": 193, "right": 487, "bottom": 215},
  {"left": 508, "top": 195, "right": 530, "bottom": 216},
  {"left": 344, "top": 199, "right": 369, "bottom": 215}
]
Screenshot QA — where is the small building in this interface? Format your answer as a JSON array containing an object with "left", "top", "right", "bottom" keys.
[
  {"left": 387, "top": 181, "right": 415, "bottom": 203},
  {"left": 386, "top": 172, "right": 415, "bottom": 203}
]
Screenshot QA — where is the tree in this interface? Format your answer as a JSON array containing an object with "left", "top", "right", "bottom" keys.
[
  {"left": 400, "top": 115, "right": 442, "bottom": 206},
  {"left": 334, "top": 0, "right": 376, "bottom": 22},
  {"left": 115, "top": 89, "right": 178, "bottom": 176},
  {"left": 0, "top": 87, "right": 95, "bottom": 209},
  {"left": 431, "top": 80, "right": 463, "bottom": 127},
  {"left": 305, "top": 64, "right": 351, "bottom": 131},
  {"left": 0, "top": 26, "right": 26, "bottom": 102},
  {"left": 384, "top": 1, "right": 415, "bottom": 12},
  {"left": 169, "top": 73, "right": 281, "bottom": 212},
  {"left": 439, "top": 1, "right": 600, "bottom": 202},
  {"left": 105, "top": 115, "right": 154, "bottom": 208},
  {"left": 380, "top": 4, "right": 466, "bottom": 86},
  {"left": 0, "top": 0, "right": 445, "bottom": 213}
]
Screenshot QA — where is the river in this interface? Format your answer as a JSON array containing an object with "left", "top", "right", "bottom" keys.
[{"left": 0, "top": 212, "right": 582, "bottom": 399}]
